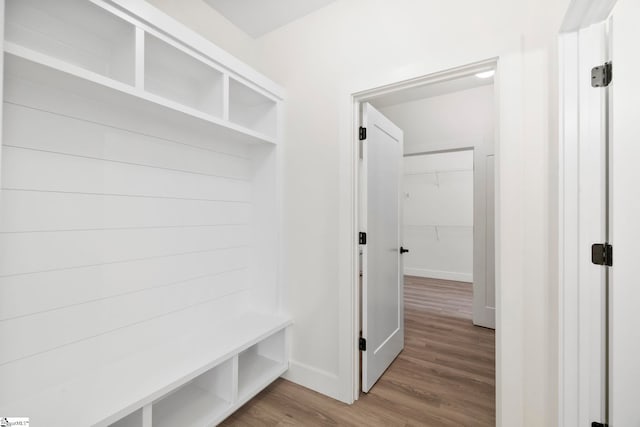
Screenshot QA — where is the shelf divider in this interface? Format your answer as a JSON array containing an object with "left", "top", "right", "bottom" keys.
[
  {"left": 4, "top": 42, "right": 277, "bottom": 145},
  {"left": 135, "top": 27, "right": 145, "bottom": 90}
]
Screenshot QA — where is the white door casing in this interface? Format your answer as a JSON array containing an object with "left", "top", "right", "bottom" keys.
[
  {"left": 360, "top": 102, "right": 404, "bottom": 393},
  {"left": 610, "top": 0, "right": 640, "bottom": 424},
  {"left": 559, "top": 21, "right": 609, "bottom": 425}
]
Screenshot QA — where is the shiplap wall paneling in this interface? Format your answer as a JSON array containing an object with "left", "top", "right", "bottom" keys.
[
  {"left": 0, "top": 0, "right": 288, "bottom": 424},
  {"left": 248, "top": 144, "right": 280, "bottom": 312},
  {"left": 0, "top": 68, "right": 254, "bottom": 405}
]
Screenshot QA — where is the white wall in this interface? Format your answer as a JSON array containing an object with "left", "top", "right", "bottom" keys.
[
  {"left": 145, "top": 0, "right": 257, "bottom": 66},
  {"left": 400, "top": 151, "right": 474, "bottom": 282},
  {"left": 378, "top": 85, "right": 494, "bottom": 283},
  {"left": 152, "top": 0, "right": 569, "bottom": 424},
  {"left": 252, "top": 1, "right": 568, "bottom": 425},
  {"left": 379, "top": 85, "right": 495, "bottom": 155}
]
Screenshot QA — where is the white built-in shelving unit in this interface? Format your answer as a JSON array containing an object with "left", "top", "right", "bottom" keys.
[{"left": 0, "top": 0, "right": 289, "bottom": 426}]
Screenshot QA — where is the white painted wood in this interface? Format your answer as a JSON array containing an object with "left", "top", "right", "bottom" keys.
[
  {"left": 3, "top": 45, "right": 277, "bottom": 145},
  {"left": 142, "top": 405, "right": 151, "bottom": 427},
  {"left": 0, "top": 191, "right": 250, "bottom": 233},
  {"left": 153, "top": 357, "right": 234, "bottom": 427},
  {"left": 106, "top": 0, "right": 284, "bottom": 100},
  {"left": 472, "top": 141, "right": 496, "bottom": 329},
  {"left": 2, "top": 102, "right": 251, "bottom": 180},
  {"left": 145, "top": 32, "right": 223, "bottom": 117},
  {"left": 0, "top": 292, "right": 251, "bottom": 409},
  {"left": 558, "top": 20, "right": 609, "bottom": 426},
  {"left": 238, "top": 330, "right": 286, "bottom": 400},
  {"left": 247, "top": 144, "right": 281, "bottom": 312},
  {"left": 485, "top": 155, "right": 496, "bottom": 309},
  {"left": 0, "top": 0, "right": 288, "bottom": 424},
  {"left": 577, "top": 21, "right": 608, "bottom": 425},
  {"left": 109, "top": 409, "right": 143, "bottom": 427},
  {"left": 0, "top": 223, "right": 248, "bottom": 276},
  {"left": 0, "top": 313, "right": 291, "bottom": 427},
  {"left": 2, "top": 147, "right": 250, "bottom": 202},
  {"left": 135, "top": 27, "right": 145, "bottom": 90},
  {"left": 3, "top": 68, "right": 252, "bottom": 158},
  {"left": 610, "top": 0, "right": 640, "bottom": 424},
  {"left": 223, "top": 74, "right": 230, "bottom": 121},
  {"left": 0, "top": 269, "right": 248, "bottom": 365},
  {"left": 361, "top": 102, "right": 404, "bottom": 393},
  {"left": 5, "top": 0, "right": 136, "bottom": 84},
  {"left": 4, "top": 108, "right": 249, "bottom": 178},
  {"left": 229, "top": 78, "right": 278, "bottom": 138},
  {"left": 558, "top": 30, "right": 581, "bottom": 427},
  {"left": 0, "top": 247, "right": 248, "bottom": 321},
  {"left": 560, "top": 0, "right": 617, "bottom": 33}
]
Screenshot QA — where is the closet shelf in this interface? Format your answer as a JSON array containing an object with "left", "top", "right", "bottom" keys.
[
  {"left": 0, "top": 312, "right": 292, "bottom": 427},
  {"left": 3, "top": 43, "right": 277, "bottom": 145}
]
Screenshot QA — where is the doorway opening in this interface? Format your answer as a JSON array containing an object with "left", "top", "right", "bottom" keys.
[{"left": 354, "top": 59, "right": 497, "bottom": 424}]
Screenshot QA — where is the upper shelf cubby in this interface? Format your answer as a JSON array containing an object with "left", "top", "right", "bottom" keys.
[
  {"left": 5, "top": 0, "right": 136, "bottom": 85},
  {"left": 144, "top": 33, "right": 224, "bottom": 118},
  {"left": 3, "top": 0, "right": 282, "bottom": 145},
  {"left": 229, "top": 78, "right": 278, "bottom": 139}
]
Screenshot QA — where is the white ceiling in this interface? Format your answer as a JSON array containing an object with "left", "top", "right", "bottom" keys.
[
  {"left": 203, "top": 0, "right": 336, "bottom": 38},
  {"left": 370, "top": 74, "right": 494, "bottom": 109}
]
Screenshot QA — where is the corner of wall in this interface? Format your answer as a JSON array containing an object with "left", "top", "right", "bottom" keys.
[{"left": 143, "top": 0, "right": 259, "bottom": 68}]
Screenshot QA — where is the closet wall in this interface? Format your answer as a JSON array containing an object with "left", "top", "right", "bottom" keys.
[
  {"left": 378, "top": 85, "right": 494, "bottom": 156},
  {"left": 402, "top": 151, "right": 473, "bottom": 282}
]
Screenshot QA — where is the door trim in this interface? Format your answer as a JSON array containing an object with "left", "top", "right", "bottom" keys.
[
  {"left": 558, "top": 1, "right": 617, "bottom": 424},
  {"left": 349, "top": 58, "right": 498, "bottom": 401}
]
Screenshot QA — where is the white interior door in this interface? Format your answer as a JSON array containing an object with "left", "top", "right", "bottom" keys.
[
  {"left": 472, "top": 147, "right": 496, "bottom": 329},
  {"left": 610, "top": 0, "right": 640, "bottom": 424},
  {"left": 361, "top": 102, "right": 404, "bottom": 393}
]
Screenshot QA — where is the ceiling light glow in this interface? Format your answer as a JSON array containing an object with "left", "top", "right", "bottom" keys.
[{"left": 475, "top": 70, "right": 495, "bottom": 79}]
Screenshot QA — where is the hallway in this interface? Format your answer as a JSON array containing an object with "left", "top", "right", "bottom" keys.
[{"left": 221, "top": 276, "right": 495, "bottom": 426}]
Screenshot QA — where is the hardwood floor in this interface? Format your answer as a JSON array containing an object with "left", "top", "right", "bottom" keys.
[{"left": 221, "top": 276, "right": 495, "bottom": 426}]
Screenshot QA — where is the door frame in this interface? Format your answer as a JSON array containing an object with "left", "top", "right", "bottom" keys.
[
  {"left": 349, "top": 58, "right": 498, "bottom": 399},
  {"left": 558, "top": 0, "right": 617, "bottom": 424}
]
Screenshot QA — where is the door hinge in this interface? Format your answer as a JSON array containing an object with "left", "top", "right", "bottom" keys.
[
  {"left": 359, "top": 337, "right": 367, "bottom": 351},
  {"left": 359, "top": 126, "right": 367, "bottom": 140},
  {"left": 591, "top": 62, "right": 612, "bottom": 87},
  {"left": 592, "top": 243, "right": 613, "bottom": 266},
  {"left": 359, "top": 232, "right": 367, "bottom": 245},
  {"left": 591, "top": 422, "right": 608, "bottom": 427}
]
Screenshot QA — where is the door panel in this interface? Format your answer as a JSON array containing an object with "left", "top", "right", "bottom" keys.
[
  {"left": 472, "top": 146, "right": 496, "bottom": 329},
  {"left": 361, "top": 102, "right": 404, "bottom": 393}
]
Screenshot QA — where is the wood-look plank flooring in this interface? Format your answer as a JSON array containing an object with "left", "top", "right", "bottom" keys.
[{"left": 221, "top": 276, "right": 495, "bottom": 426}]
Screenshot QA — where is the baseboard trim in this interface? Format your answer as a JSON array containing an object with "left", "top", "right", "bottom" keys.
[
  {"left": 404, "top": 268, "right": 472, "bottom": 283},
  {"left": 282, "top": 360, "right": 347, "bottom": 403}
]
